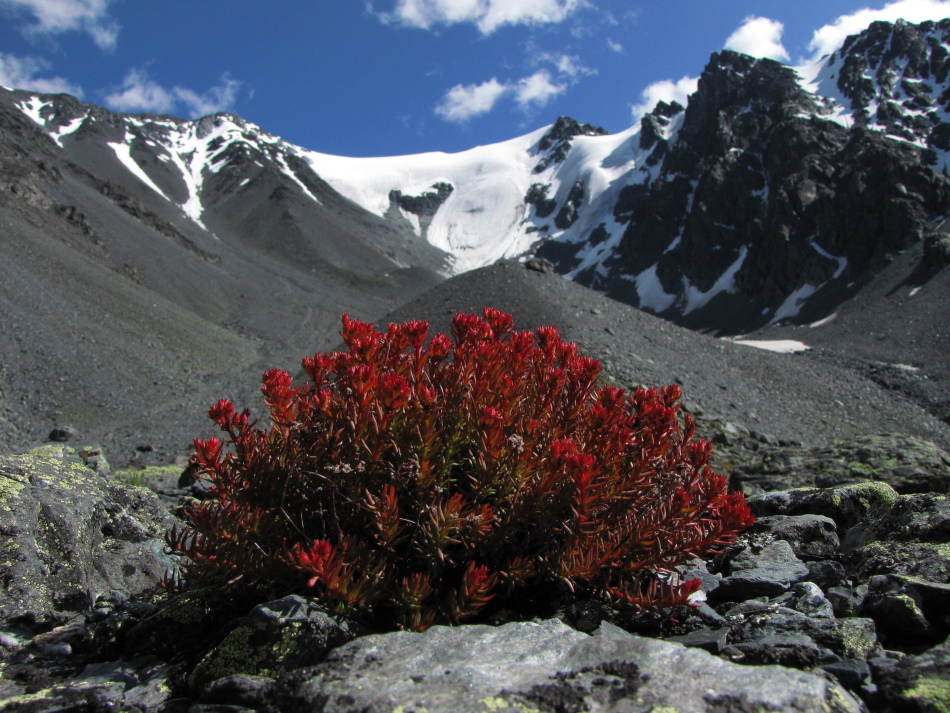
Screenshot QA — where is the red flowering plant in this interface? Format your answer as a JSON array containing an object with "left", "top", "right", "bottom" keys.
[{"left": 165, "top": 308, "right": 753, "bottom": 631}]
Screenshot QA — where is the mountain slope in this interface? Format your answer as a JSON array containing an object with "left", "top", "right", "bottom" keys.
[
  {"left": 0, "top": 89, "right": 447, "bottom": 461},
  {"left": 2, "top": 17, "right": 949, "bottom": 459},
  {"left": 383, "top": 260, "right": 950, "bottom": 450}
]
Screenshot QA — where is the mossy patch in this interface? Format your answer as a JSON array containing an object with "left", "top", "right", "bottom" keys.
[
  {"left": 903, "top": 675, "right": 950, "bottom": 713},
  {"left": 113, "top": 464, "right": 183, "bottom": 490}
]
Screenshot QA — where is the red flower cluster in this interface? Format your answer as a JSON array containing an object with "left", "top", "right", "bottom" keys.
[{"left": 166, "top": 309, "right": 753, "bottom": 631}]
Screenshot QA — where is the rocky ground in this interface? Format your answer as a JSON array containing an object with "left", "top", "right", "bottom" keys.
[
  {"left": 2, "top": 261, "right": 950, "bottom": 712},
  {"left": 2, "top": 424, "right": 950, "bottom": 712}
]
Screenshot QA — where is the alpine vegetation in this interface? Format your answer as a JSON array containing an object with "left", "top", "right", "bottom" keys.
[{"left": 166, "top": 309, "right": 754, "bottom": 631}]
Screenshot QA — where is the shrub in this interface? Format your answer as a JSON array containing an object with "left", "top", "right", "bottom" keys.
[{"left": 166, "top": 309, "right": 753, "bottom": 631}]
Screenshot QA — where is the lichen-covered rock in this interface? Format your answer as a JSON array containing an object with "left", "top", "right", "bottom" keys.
[
  {"left": 270, "top": 618, "right": 864, "bottom": 713},
  {"left": 732, "top": 434, "right": 950, "bottom": 495},
  {"left": 188, "top": 595, "right": 357, "bottom": 689},
  {"left": 873, "top": 637, "right": 950, "bottom": 712},
  {"left": 0, "top": 453, "right": 179, "bottom": 629},
  {"left": 749, "top": 480, "right": 901, "bottom": 531}
]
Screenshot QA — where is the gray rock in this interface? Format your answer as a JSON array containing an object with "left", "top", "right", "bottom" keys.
[
  {"left": 272, "top": 618, "right": 863, "bottom": 713},
  {"left": 754, "top": 514, "right": 840, "bottom": 559},
  {"left": 733, "top": 435, "right": 950, "bottom": 495},
  {"left": 713, "top": 540, "right": 810, "bottom": 599},
  {"left": 821, "top": 658, "right": 872, "bottom": 692},
  {"left": 188, "top": 595, "right": 358, "bottom": 688},
  {"left": 861, "top": 574, "right": 950, "bottom": 646},
  {"left": 728, "top": 605, "right": 879, "bottom": 661},
  {"left": 0, "top": 453, "right": 179, "bottom": 628},
  {"left": 791, "top": 581, "right": 836, "bottom": 619},
  {"left": 748, "top": 481, "right": 901, "bottom": 531},
  {"left": 723, "top": 633, "right": 822, "bottom": 668}
]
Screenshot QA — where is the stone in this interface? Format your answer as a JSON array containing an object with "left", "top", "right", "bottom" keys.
[
  {"left": 188, "top": 595, "right": 358, "bottom": 688},
  {"left": 753, "top": 514, "right": 841, "bottom": 559},
  {"left": 47, "top": 426, "right": 80, "bottom": 443},
  {"left": 0, "top": 453, "right": 178, "bottom": 629},
  {"left": 712, "top": 540, "right": 810, "bottom": 600},
  {"left": 749, "top": 481, "right": 901, "bottom": 531},
  {"left": 821, "top": 658, "right": 872, "bottom": 692},
  {"left": 270, "top": 619, "right": 863, "bottom": 713},
  {"left": 733, "top": 435, "right": 950, "bottom": 495},
  {"left": 791, "top": 581, "right": 836, "bottom": 619},
  {"left": 665, "top": 626, "right": 731, "bottom": 652},
  {"left": 723, "top": 633, "right": 822, "bottom": 668}
]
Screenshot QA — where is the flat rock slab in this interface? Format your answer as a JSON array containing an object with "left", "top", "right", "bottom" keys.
[{"left": 276, "top": 618, "right": 863, "bottom": 713}]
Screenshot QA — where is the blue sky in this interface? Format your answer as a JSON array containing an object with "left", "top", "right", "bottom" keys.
[{"left": 1, "top": 0, "right": 949, "bottom": 157}]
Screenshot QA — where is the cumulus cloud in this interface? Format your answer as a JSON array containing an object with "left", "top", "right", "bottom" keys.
[
  {"left": 724, "top": 16, "right": 790, "bottom": 62},
  {"left": 514, "top": 70, "right": 566, "bottom": 109},
  {"left": 0, "top": 52, "right": 83, "bottom": 95},
  {"left": 607, "top": 39, "right": 623, "bottom": 53},
  {"left": 374, "top": 0, "right": 582, "bottom": 35},
  {"left": 103, "top": 68, "right": 242, "bottom": 118},
  {"left": 435, "top": 77, "right": 509, "bottom": 121},
  {"left": 630, "top": 75, "right": 698, "bottom": 122},
  {"left": 807, "top": 0, "right": 950, "bottom": 59},
  {"left": 538, "top": 52, "right": 595, "bottom": 78},
  {"left": 435, "top": 70, "right": 567, "bottom": 122},
  {"left": 0, "top": 0, "right": 120, "bottom": 50}
]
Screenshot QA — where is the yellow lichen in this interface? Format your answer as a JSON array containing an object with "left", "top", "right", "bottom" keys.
[{"left": 903, "top": 676, "right": 950, "bottom": 712}]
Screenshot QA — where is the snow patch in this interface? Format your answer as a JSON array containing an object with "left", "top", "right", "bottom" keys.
[
  {"left": 810, "top": 240, "right": 847, "bottom": 278},
  {"left": 107, "top": 138, "right": 170, "bottom": 201},
  {"left": 634, "top": 264, "right": 677, "bottom": 313},
  {"left": 16, "top": 96, "right": 48, "bottom": 128},
  {"left": 48, "top": 115, "right": 86, "bottom": 147},
  {"left": 682, "top": 246, "right": 748, "bottom": 315},
  {"left": 726, "top": 338, "right": 811, "bottom": 354},
  {"left": 808, "top": 311, "right": 838, "bottom": 328},
  {"left": 771, "top": 283, "right": 818, "bottom": 323}
]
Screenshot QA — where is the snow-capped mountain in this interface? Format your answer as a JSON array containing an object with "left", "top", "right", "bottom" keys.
[
  {"left": 3, "top": 18, "right": 949, "bottom": 337},
  {"left": 1, "top": 16, "right": 949, "bottom": 459}
]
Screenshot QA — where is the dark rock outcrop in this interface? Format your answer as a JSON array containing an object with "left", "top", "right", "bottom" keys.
[{"left": 608, "top": 41, "right": 950, "bottom": 332}]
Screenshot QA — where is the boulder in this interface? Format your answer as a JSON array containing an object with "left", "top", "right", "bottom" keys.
[
  {"left": 0, "top": 452, "right": 178, "bottom": 630},
  {"left": 270, "top": 619, "right": 863, "bottom": 713}
]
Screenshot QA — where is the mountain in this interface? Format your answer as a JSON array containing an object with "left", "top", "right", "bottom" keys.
[
  {"left": 0, "top": 88, "right": 448, "bottom": 460},
  {"left": 1, "top": 17, "right": 948, "bottom": 461}
]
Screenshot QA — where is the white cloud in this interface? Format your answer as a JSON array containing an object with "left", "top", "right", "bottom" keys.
[
  {"left": 375, "top": 0, "right": 582, "bottom": 34},
  {"left": 631, "top": 75, "right": 698, "bottom": 121},
  {"left": 514, "top": 70, "right": 566, "bottom": 109},
  {"left": 724, "top": 16, "right": 790, "bottom": 62},
  {"left": 0, "top": 0, "right": 120, "bottom": 50},
  {"left": 607, "top": 39, "right": 623, "bottom": 53},
  {"left": 435, "top": 77, "right": 508, "bottom": 122},
  {"left": 0, "top": 52, "right": 83, "bottom": 95},
  {"left": 435, "top": 69, "right": 568, "bottom": 122},
  {"left": 807, "top": 0, "right": 950, "bottom": 59},
  {"left": 173, "top": 75, "right": 242, "bottom": 117},
  {"left": 540, "top": 53, "right": 595, "bottom": 78},
  {"left": 104, "top": 68, "right": 175, "bottom": 114},
  {"left": 103, "top": 68, "right": 242, "bottom": 118}
]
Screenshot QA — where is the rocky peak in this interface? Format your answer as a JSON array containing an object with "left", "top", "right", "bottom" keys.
[
  {"left": 534, "top": 115, "right": 609, "bottom": 172},
  {"left": 679, "top": 52, "right": 822, "bottom": 157},
  {"left": 831, "top": 18, "right": 950, "bottom": 147},
  {"left": 639, "top": 100, "right": 684, "bottom": 151}
]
